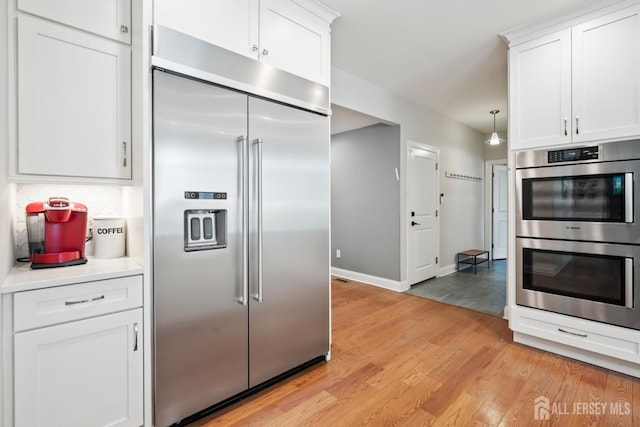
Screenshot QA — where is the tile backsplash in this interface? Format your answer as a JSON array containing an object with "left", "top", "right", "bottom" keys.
[{"left": 14, "top": 184, "right": 123, "bottom": 259}]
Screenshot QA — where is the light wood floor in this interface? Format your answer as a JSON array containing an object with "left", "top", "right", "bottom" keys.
[{"left": 194, "top": 277, "right": 640, "bottom": 426}]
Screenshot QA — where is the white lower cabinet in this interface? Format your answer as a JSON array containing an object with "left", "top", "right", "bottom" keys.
[
  {"left": 14, "top": 309, "right": 143, "bottom": 427},
  {"left": 6, "top": 275, "right": 144, "bottom": 427},
  {"left": 510, "top": 306, "right": 640, "bottom": 365}
]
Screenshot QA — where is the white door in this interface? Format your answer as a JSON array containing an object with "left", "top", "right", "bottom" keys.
[
  {"left": 14, "top": 309, "right": 143, "bottom": 427},
  {"left": 492, "top": 164, "right": 508, "bottom": 260},
  {"left": 407, "top": 143, "right": 438, "bottom": 285}
]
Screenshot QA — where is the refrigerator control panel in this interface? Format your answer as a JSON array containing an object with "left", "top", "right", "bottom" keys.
[
  {"left": 184, "top": 191, "right": 227, "bottom": 200},
  {"left": 184, "top": 209, "right": 227, "bottom": 251}
]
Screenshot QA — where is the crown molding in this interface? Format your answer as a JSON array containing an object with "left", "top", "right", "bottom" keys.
[
  {"left": 500, "top": 0, "right": 638, "bottom": 46},
  {"left": 291, "top": 0, "right": 341, "bottom": 24}
]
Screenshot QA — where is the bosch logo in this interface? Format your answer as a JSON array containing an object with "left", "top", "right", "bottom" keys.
[{"left": 97, "top": 227, "right": 124, "bottom": 235}]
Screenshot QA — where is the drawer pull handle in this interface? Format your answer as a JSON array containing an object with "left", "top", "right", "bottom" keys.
[
  {"left": 64, "top": 295, "right": 105, "bottom": 306},
  {"left": 558, "top": 328, "right": 587, "bottom": 338},
  {"left": 133, "top": 323, "right": 139, "bottom": 352}
]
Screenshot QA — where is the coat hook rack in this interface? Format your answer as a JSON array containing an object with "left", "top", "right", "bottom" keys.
[{"left": 445, "top": 171, "right": 482, "bottom": 181}]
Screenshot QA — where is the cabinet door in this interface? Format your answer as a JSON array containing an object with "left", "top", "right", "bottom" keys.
[
  {"left": 17, "top": 15, "right": 131, "bottom": 180},
  {"left": 154, "top": 0, "right": 258, "bottom": 59},
  {"left": 17, "top": 0, "right": 131, "bottom": 43},
  {"left": 509, "top": 29, "right": 572, "bottom": 150},
  {"left": 14, "top": 309, "right": 143, "bottom": 427},
  {"left": 259, "top": 0, "right": 331, "bottom": 85},
  {"left": 572, "top": 4, "right": 640, "bottom": 143}
]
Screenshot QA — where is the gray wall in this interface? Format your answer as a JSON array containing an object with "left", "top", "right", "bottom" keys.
[
  {"left": 331, "top": 124, "right": 401, "bottom": 281},
  {"left": 332, "top": 68, "right": 486, "bottom": 281}
]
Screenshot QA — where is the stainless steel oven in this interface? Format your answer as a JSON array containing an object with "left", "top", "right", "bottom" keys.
[
  {"left": 515, "top": 140, "right": 640, "bottom": 330},
  {"left": 516, "top": 238, "right": 640, "bottom": 329},
  {"left": 515, "top": 140, "right": 640, "bottom": 244}
]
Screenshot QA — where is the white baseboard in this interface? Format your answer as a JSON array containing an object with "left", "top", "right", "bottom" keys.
[
  {"left": 438, "top": 263, "right": 456, "bottom": 277},
  {"left": 331, "top": 267, "right": 409, "bottom": 292},
  {"left": 503, "top": 305, "right": 510, "bottom": 320}
]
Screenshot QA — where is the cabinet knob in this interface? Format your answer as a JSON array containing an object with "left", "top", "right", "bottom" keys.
[
  {"left": 575, "top": 116, "right": 580, "bottom": 135},
  {"left": 120, "top": 25, "right": 129, "bottom": 33},
  {"left": 252, "top": 44, "right": 258, "bottom": 52},
  {"left": 262, "top": 48, "right": 269, "bottom": 56}
]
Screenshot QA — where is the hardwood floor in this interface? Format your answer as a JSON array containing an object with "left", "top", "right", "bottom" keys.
[{"left": 193, "top": 277, "right": 640, "bottom": 426}]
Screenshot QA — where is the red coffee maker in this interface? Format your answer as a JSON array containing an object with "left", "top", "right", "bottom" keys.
[{"left": 26, "top": 197, "right": 88, "bottom": 269}]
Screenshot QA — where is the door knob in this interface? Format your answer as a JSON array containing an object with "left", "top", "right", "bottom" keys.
[{"left": 411, "top": 221, "right": 420, "bottom": 226}]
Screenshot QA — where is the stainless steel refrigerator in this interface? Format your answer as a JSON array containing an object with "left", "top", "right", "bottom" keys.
[{"left": 152, "top": 28, "right": 330, "bottom": 427}]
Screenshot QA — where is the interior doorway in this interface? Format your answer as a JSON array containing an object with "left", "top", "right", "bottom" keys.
[
  {"left": 485, "top": 159, "right": 508, "bottom": 260},
  {"left": 407, "top": 141, "right": 439, "bottom": 285}
]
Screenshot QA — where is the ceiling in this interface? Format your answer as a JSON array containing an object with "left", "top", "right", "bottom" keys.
[{"left": 322, "top": 0, "right": 589, "bottom": 135}]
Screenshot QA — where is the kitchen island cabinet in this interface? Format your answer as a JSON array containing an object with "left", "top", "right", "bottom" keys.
[
  {"left": 1, "top": 259, "right": 144, "bottom": 427},
  {"left": 508, "top": 3, "right": 640, "bottom": 150}
]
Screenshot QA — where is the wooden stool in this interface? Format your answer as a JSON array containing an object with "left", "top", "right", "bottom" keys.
[{"left": 457, "top": 249, "right": 489, "bottom": 274}]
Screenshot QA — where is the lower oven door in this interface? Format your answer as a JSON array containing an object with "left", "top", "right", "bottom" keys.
[{"left": 516, "top": 237, "right": 639, "bottom": 330}]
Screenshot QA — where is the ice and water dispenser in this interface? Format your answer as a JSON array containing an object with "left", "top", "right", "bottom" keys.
[{"left": 183, "top": 191, "right": 227, "bottom": 251}]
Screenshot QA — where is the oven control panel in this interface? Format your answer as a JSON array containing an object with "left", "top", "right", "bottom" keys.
[{"left": 547, "top": 146, "right": 600, "bottom": 163}]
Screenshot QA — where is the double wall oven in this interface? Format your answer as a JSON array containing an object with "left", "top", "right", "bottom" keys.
[{"left": 515, "top": 140, "right": 640, "bottom": 330}]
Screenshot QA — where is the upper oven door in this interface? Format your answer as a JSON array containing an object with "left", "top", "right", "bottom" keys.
[{"left": 516, "top": 160, "right": 639, "bottom": 243}]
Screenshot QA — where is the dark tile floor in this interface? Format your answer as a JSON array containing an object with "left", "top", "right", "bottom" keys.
[{"left": 406, "top": 259, "right": 506, "bottom": 317}]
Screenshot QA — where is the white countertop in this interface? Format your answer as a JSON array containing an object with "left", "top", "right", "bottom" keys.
[{"left": 1, "top": 257, "right": 144, "bottom": 294}]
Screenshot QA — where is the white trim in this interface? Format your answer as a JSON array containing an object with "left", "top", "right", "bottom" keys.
[
  {"left": 438, "top": 263, "right": 456, "bottom": 277},
  {"left": 331, "top": 267, "right": 409, "bottom": 293},
  {"left": 405, "top": 140, "right": 440, "bottom": 286},
  {"left": 500, "top": 0, "right": 636, "bottom": 47},
  {"left": 514, "top": 332, "right": 640, "bottom": 377},
  {"left": 290, "top": 0, "right": 340, "bottom": 23},
  {"left": 503, "top": 305, "right": 510, "bottom": 321}
]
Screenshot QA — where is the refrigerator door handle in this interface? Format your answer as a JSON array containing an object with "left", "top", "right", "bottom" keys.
[
  {"left": 238, "top": 135, "right": 249, "bottom": 305},
  {"left": 254, "top": 138, "right": 264, "bottom": 302}
]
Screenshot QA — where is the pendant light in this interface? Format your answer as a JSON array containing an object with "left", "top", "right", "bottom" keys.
[{"left": 485, "top": 110, "right": 505, "bottom": 145}]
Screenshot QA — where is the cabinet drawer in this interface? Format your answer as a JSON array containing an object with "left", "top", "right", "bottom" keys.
[
  {"left": 511, "top": 307, "right": 640, "bottom": 363},
  {"left": 14, "top": 275, "right": 142, "bottom": 332}
]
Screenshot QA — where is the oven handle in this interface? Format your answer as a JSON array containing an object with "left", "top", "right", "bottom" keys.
[
  {"left": 625, "top": 258, "right": 633, "bottom": 309},
  {"left": 626, "top": 173, "right": 633, "bottom": 223}
]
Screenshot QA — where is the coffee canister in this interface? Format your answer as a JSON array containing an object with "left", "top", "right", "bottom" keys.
[{"left": 93, "top": 216, "right": 126, "bottom": 258}]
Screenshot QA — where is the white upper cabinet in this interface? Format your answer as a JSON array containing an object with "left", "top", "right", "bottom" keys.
[
  {"left": 17, "top": 15, "right": 131, "bottom": 180},
  {"left": 572, "top": 5, "right": 640, "bottom": 143},
  {"left": 259, "top": 0, "right": 331, "bottom": 85},
  {"left": 508, "top": 3, "right": 640, "bottom": 150},
  {"left": 154, "top": 0, "right": 258, "bottom": 59},
  {"left": 17, "top": 0, "right": 131, "bottom": 44},
  {"left": 153, "top": 0, "right": 338, "bottom": 86},
  {"left": 509, "top": 30, "right": 572, "bottom": 149}
]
